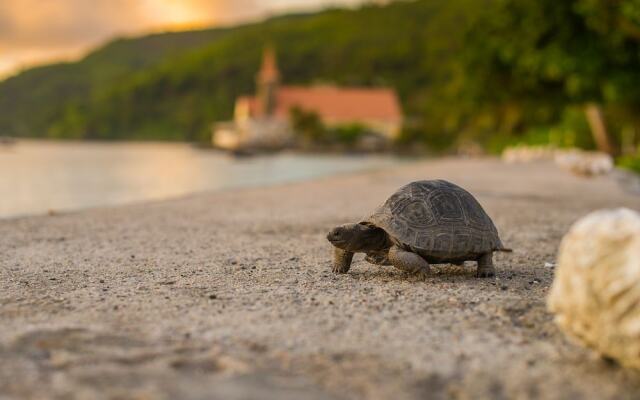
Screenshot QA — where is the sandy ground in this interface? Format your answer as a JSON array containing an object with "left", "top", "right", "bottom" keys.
[{"left": 1, "top": 158, "right": 639, "bottom": 400}]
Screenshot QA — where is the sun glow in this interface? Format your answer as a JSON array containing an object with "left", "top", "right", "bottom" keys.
[
  {"left": 140, "top": 0, "right": 218, "bottom": 30},
  {"left": 0, "top": 0, "right": 367, "bottom": 79}
]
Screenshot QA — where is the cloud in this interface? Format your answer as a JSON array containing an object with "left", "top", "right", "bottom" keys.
[
  {"left": 0, "top": 0, "right": 365, "bottom": 78},
  {"left": 0, "top": 0, "right": 251, "bottom": 48},
  {"left": 0, "top": 0, "right": 262, "bottom": 77}
]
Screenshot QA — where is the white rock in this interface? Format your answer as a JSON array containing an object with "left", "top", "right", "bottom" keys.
[
  {"left": 501, "top": 145, "right": 614, "bottom": 177},
  {"left": 501, "top": 145, "right": 557, "bottom": 163},
  {"left": 554, "top": 149, "right": 613, "bottom": 176},
  {"left": 548, "top": 208, "right": 640, "bottom": 369}
]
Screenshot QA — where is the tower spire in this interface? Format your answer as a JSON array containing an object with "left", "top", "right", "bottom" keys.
[
  {"left": 258, "top": 46, "right": 279, "bottom": 84},
  {"left": 257, "top": 46, "right": 280, "bottom": 116}
]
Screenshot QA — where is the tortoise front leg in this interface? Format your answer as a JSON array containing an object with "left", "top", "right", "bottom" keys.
[
  {"left": 332, "top": 247, "right": 354, "bottom": 274},
  {"left": 388, "top": 246, "right": 430, "bottom": 280},
  {"left": 476, "top": 252, "right": 495, "bottom": 278}
]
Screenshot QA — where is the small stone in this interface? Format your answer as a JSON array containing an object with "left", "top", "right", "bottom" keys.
[
  {"left": 209, "top": 294, "right": 217, "bottom": 300},
  {"left": 99, "top": 279, "right": 105, "bottom": 283},
  {"left": 544, "top": 262, "right": 556, "bottom": 268}
]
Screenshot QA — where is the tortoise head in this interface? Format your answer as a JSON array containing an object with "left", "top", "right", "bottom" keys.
[{"left": 326, "top": 223, "right": 388, "bottom": 252}]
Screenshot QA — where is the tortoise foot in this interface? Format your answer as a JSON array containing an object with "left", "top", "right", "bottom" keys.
[
  {"left": 332, "top": 265, "right": 349, "bottom": 274},
  {"left": 332, "top": 248, "right": 354, "bottom": 274},
  {"left": 416, "top": 270, "right": 430, "bottom": 281},
  {"left": 476, "top": 269, "right": 495, "bottom": 278},
  {"left": 476, "top": 252, "right": 495, "bottom": 278}
]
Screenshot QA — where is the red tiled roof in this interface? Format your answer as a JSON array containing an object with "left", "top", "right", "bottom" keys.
[{"left": 244, "top": 85, "right": 402, "bottom": 123}]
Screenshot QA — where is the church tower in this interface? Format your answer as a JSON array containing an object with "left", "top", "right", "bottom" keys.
[{"left": 256, "top": 46, "right": 280, "bottom": 116}]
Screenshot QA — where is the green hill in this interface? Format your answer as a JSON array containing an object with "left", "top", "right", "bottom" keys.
[
  {"left": 2, "top": 0, "right": 638, "bottom": 159},
  {"left": 0, "top": 0, "right": 482, "bottom": 143},
  {"left": 0, "top": 26, "right": 238, "bottom": 139}
]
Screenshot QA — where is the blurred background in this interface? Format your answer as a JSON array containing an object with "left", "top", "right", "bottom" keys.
[{"left": 1, "top": 0, "right": 639, "bottom": 217}]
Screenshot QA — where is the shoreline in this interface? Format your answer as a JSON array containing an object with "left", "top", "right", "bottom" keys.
[
  {"left": 0, "top": 158, "right": 400, "bottom": 222},
  {"left": 0, "top": 142, "right": 406, "bottom": 220},
  {"left": 1, "top": 158, "right": 639, "bottom": 399}
]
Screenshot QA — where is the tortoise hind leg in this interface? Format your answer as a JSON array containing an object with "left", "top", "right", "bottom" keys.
[
  {"left": 476, "top": 252, "right": 495, "bottom": 278},
  {"left": 388, "top": 246, "right": 430, "bottom": 280},
  {"left": 365, "top": 253, "right": 392, "bottom": 265}
]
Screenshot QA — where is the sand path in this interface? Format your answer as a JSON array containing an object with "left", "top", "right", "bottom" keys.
[{"left": 1, "top": 158, "right": 639, "bottom": 399}]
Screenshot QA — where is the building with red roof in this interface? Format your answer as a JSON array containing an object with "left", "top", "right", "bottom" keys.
[{"left": 213, "top": 48, "right": 403, "bottom": 150}]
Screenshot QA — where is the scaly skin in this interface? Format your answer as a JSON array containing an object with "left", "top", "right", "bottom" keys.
[
  {"left": 388, "top": 246, "right": 431, "bottom": 280},
  {"left": 332, "top": 247, "right": 354, "bottom": 273},
  {"left": 364, "top": 252, "right": 391, "bottom": 265}
]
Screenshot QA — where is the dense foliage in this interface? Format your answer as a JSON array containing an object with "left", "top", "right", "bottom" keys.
[
  {"left": 0, "top": 28, "right": 234, "bottom": 140},
  {"left": 0, "top": 1, "right": 483, "bottom": 143},
  {"left": 0, "top": 0, "right": 638, "bottom": 160},
  {"left": 290, "top": 107, "right": 369, "bottom": 146},
  {"left": 455, "top": 0, "right": 640, "bottom": 155}
]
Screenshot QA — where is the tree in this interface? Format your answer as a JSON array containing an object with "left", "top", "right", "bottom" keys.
[
  {"left": 289, "top": 107, "right": 325, "bottom": 143},
  {"left": 460, "top": 0, "right": 640, "bottom": 154}
]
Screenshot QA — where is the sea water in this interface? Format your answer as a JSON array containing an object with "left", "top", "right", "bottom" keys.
[{"left": 0, "top": 140, "right": 403, "bottom": 218}]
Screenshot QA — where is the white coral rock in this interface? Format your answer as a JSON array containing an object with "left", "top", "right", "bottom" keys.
[
  {"left": 554, "top": 149, "right": 613, "bottom": 176},
  {"left": 501, "top": 145, "right": 557, "bottom": 163},
  {"left": 548, "top": 208, "right": 640, "bottom": 369}
]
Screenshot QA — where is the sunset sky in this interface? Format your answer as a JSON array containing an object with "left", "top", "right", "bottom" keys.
[{"left": 0, "top": 0, "right": 368, "bottom": 79}]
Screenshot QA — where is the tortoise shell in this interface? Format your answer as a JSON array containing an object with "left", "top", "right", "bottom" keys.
[{"left": 363, "top": 180, "right": 503, "bottom": 259}]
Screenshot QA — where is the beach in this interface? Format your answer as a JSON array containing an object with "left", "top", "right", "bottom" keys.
[{"left": 1, "top": 157, "right": 639, "bottom": 399}]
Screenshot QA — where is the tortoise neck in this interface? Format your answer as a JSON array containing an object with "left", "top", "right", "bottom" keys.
[{"left": 360, "top": 229, "right": 391, "bottom": 252}]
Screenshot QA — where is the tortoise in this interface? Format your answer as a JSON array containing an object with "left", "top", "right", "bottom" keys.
[{"left": 326, "top": 180, "right": 511, "bottom": 279}]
